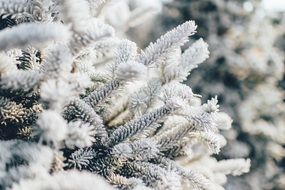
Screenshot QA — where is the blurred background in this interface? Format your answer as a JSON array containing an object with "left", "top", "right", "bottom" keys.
[{"left": 98, "top": 0, "right": 284, "bottom": 189}]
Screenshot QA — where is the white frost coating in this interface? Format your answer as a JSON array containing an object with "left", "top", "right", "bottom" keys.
[
  {"left": 70, "top": 18, "right": 115, "bottom": 54},
  {"left": 196, "top": 132, "right": 227, "bottom": 154},
  {"left": 138, "top": 20, "right": 197, "bottom": 65},
  {"left": 212, "top": 112, "right": 233, "bottom": 130},
  {"left": 67, "top": 73, "right": 93, "bottom": 91},
  {"left": 0, "top": 70, "right": 42, "bottom": 91},
  {"left": 160, "top": 39, "right": 209, "bottom": 83},
  {"left": 115, "top": 39, "right": 138, "bottom": 64},
  {"left": 0, "top": 53, "right": 16, "bottom": 75},
  {"left": 80, "top": 18, "right": 115, "bottom": 38},
  {"left": 160, "top": 82, "right": 194, "bottom": 103},
  {"left": 180, "top": 38, "right": 210, "bottom": 71},
  {"left": 157, "top": 171, "right": 182, "bottom": 190},
  {"left": 0, "top": 23, "right": 71, "bottom": 51},
  {"left": 116, "top": 61, "right": 147, "bottom": 81},
  {"left": 36, "top": 110, "right": 68, "bottom": 147},
  {"left": 40, "top": 79, "right": 78, "bottom": 110},
  {"left": 0, "top": 140, "right": 54, "bottom": 172},
  {"left": 40, "top": 44, "right": 73, "bottom": 76},
  {"left": 0, "top": 0, "right": 48, "bottom": 21},
  {"left": 160, "top": 48, "right": 183, "bottom": 83},
  {"left": 65, "top": 121, "right": 96, "bottom": 148},
  {"left": 202, "top": 96, "right": 220, "bottom": 113},
  {"left": 87, "top": 0, "right": 106, "bottom": 9},
  {"left": 12, "top": 170, "right": 115, "bottom": 190},
  {"left": 213, "top": 159, "right": 251, "bottom": 176},
  {"left": 59, "top": 0, "right": 91, "bottom": 30},
  {"left": 109, "top": 39, "right": 138, "bottom": 78},
  {"left": 165, "top": 97, "right": 185, "bottom": 110}
]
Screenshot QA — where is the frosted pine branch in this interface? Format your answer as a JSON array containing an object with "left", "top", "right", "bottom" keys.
[
  {"left": 129, "top": 79, "right": 162, "bottom": 116},
  {"left": 0, "top": 0, "right": 48, "bottom": 21},
  {"left": 68, "top": 148, "right": 96, "bottom": 170},
  {"left": 0, "top": 23, "right": 71, "bottom": 51},
  {"left": 161, "top": 39, "right": 209, "bottom": 83},
  {"left": 115, "top": 61, "right": 147, "bottom": 81},
  {"left": 35, "top": 110, "right": 68, "bottom": 147},
  {"left": 122, "top": 161, "right": 182, "bottom": 189},
  {"left": 212, "top": 159, "right": 251, "bottom": 176},
  {"left": 84, "top": 61, "right": 146, "bottom": 109},
  {"left": 112, "top": 139, "right": 159, "bottom": 161},
  {"left": 0, "top": 70, "right": 42, "bottom": 93},
  {"left": 65, "top": 121, "right": 97, "bottom": 148},
  {"left": 106, "top": 172, "right": 144, "bottom": 189},
  {"left": 84, "top": 80, "right": 121, "bottom": 108},
  {"left": 40, "top": 44, "right": 73, "bottom": 77},
  {"left": 108, "top": 102, "right": 178, "bottom": 146},
  {"left": 58, "top": 0, "right": 91, "bottom": 31},
  {"left": 188, "top": 131, "right": 227, "bottom": 154},
  {"left": 180, "top": 38, "right": 210, "bottom": 72},
  {"left": 137, "top": 21, "right": 197, "bottom": 66},
  {"left": 69, "top": 18, "right": 114, "bottom": 54},
  {"left": 115, "top": 40, "right": 138, "bottom": 65},
  {"left": 153, "top": 157, "right": 219, "bottom": 190}
]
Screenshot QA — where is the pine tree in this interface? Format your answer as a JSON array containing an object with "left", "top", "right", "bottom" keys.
[{"left": 0, "top": 1, "right": 250, "bottom": 189}]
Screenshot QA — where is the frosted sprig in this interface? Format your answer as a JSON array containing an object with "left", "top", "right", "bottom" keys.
[
  {"left": 0, "top": 22, "right": 71, "bottom": 51},
  {"left": 68, "top": 148, "right": 96, "bottom": 170},
  {"left": 180, "top": 38, "right": 210, "bottom": 71},
  {"left": 137, "top": 21, "right": 197, "bottom": 66},
  {"left": 65, "top": 120, "right": 96, "bottom": 149},
  {"left": 212, "top": 159, "right": 251, "bottom": 176},
  {"left": 0, "top": 0, "right": 49, "bottom": 21},
  {"left": 35, "top": 110, "right": 68, "bottom": 147},
  {"left": 108, "top": 101, "right": 178, "bottom": 146}
]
